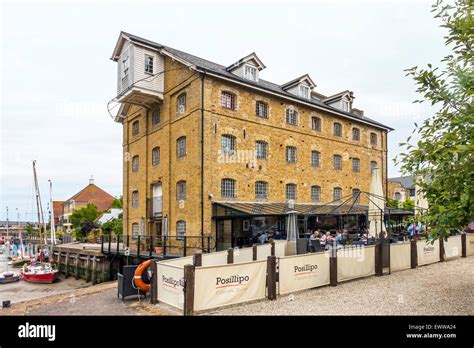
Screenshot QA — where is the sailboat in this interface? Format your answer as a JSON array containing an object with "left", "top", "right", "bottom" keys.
[
  {"left": 10, "top": 210, "right": 31, "bottom": 268},
  {"left": 21, "top": 161, "right": 59, "bottom": 284}
]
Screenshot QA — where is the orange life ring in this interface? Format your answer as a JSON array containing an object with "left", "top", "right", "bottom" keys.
[{"left": 133, "top": 260, "right": 151, "bottom": 292}]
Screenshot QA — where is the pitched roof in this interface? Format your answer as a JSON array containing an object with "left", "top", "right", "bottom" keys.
[
  {"left": 114, "top": 32, "right": 393, "bottom": 131},
  {"left": 65, "top": 184, "right": 114, "bottom": 212},
  {"left": 388, "top": 176, "right": 415, "bottom": 189}
]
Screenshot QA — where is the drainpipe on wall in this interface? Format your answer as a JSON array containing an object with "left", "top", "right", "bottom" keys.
[{"left": 200, "top": 71, "right": 206, "bottom": 250}]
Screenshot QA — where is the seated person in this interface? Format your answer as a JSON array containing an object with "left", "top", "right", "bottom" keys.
[
  {"left": 309, "top": 230, "right": 321, "bottom": 241},
  {"left": 258, "top": 232, "right": 268, "bottom": 244},
  {"left": 335, "top": 230, "right": 343, "bottom": 244}
]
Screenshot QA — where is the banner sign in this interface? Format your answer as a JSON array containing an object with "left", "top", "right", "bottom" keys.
[
  {"left": 202, "top": 250, "right": 229, "bottom": 266},
  {"left": 278, "top": 252, "right": 330, "bottom": 295},
  {"left": 390, "top": 242, "right": 411, "bottom": 272},
  {"left": 444, "top": 235, "right": 462, "bottom": 259},
  {"left": 467, "top": 234, "right": 474, "bottom": 256},
  {"left": 193, "top": 260, "right": 267, "bottom": 311},
  {"left": 417, "top": 240, "right": 440, "bottom": 265},
  {"left": 156, "top": 263, "right": 185, "bottom": 309},
  {"left": 233, "top": 247, "right": 253, "bottom": 263},
  {"left": 337, "top": 245, "right": 375, "bottom": 282}
]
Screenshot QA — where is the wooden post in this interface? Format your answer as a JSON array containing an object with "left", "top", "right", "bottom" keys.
[
  {"left": 108, "top": 234, "right": 112, "bottom": 254},
  {"left": 252, "top": 245, "right": 257, "bottom": 261},
  {"left": 91, "top": 256, "right": 97, "bottom": 285},
  {"left": 193, "top": 253, "right": 202, "bottom": 267},
  {"left": 267, "top": 256, "right": 277, "bottom": 300},
  {"left": 227, "top": 248, "right": 234, "bottom": 264},
  {"left": 329, "top": 249, "right": 337, "bottom": 286},
  {"left": 64, "top": 253, "right": 70, "bottom": 278},
  {"left": 85, "top": 255, "right": 91, "bottom": 282},
  {"left": 375, "top": 242, "right": 383, "bottom": 276},
  {"left": 271, "top": 240, "right": 275, "bottom": 256},
  {"left": 137, "top": 235, "right": 141, "bottom": 257},
  {"left": 150, "top": 260, "right": 158, "bottom": 304},
  {"left": 75, "top": 254, "right": 80, "bottom": 280},
  {"left": 439, "top": 238, "right": 445, "bottom": 262},
  {"left": 410, "top": 239, "right": 417, "bottom": 269},
  {"left": 183, "top": 264, "right": 195, "bottom": 316},
  {"left": 461, "top": 233, "right": 467, "bottom": 258}
]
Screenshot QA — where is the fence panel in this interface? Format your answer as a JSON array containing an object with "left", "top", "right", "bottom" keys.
[
  {"left": 193, "top": 260, "right": 267, "bottom": 311},
  {"left": 278, "top": 251, "right": 330, "bottom": 295},
  {"left": 156, "top": 263, "right": 185, "bottom": 309},
  {"left": 390, "top": 242, "right": 411, "bottom": 272},
  {"left": 444, "top": 235, "right": 462, "bottom": 260},
  {"left": 274, "top": 240, "right": 287, "bottom": 257},
  {"left": 467, "top": 234, "right": 474, "bottom": 256},
  {"left": 417, "top": 240, "right": 440, "bottom": 266},
  {"left": 159, "top": 256, "right": 194, "bottom": 267},
  {"left": 233, "top": 247, "right": 254, "bottom": 263},
  {"left": 202, "top": 250, "right": 229, "bottom": 266},
  {"left": 256, "top": 243, "right": 272, "bottom": 260},
  {"left": 337, "top": 245, "right": 375, "bottom": 282}
]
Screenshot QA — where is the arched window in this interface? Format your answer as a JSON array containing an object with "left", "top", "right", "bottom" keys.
[
  {"left": 311, "top": 186, "right": 321, "bottom": 202},
  {"left": 370, "top": 132, "right": 378, "bottom": 145},
  {"left": 132, "top": 223, "right": 139, "bottom": 239},
  {"left": 152, "top": 147, "right": 160, "bottom": 166},
  {"left": 177, "top": 136, "right": 186, "bottom": 157},
  {"left": 352, "top": 127, "right": 360, "bottom": 141},
  {"left": 221, "top": 134, "right": 236, "bottom": 154},
  {"left": 132, "top": 155, "right": 139, "bottom": 172},
  {"left": 256, "top": 101, "right": 268, "bottom": 118},
  {"left": 333, "top": 154, "right": 342, "bottom": 170},
  {"left": 177, "top": 93, "right": 186, "bottom": 115},
  {"left": 311, "top": 117, "right": 321, "bottom": 131},
  {"left": 132, "top": 190, "right": 139, "bottom": 208},
  {"left": 132, "top": 120, "right": 139, "bottom": 136},
  {"left": 286, "top": 183, "right": 297, "bottom": 200},
  {"left": 177, "top": 181, "right": 186, "bottom": 201},
  {"left": 333, "top": 122, "right": 342, "bottom": 137},
  {"left": 255, "top": 181, "right": 268, "bottom": 199},
  {"left": 221, "top": 91, "right": 237, "bottom": 110},
  {"left": 256, "top": 140, "right": 268, "bottom": 159},
  {"left": 221, "top": 178, "right": 236, "bottom": 198},
  {"left": 152, "top": 107, "right": 160, "bottom": 125},
  {"left": 352, "top": 158, "right": 360, "bottom": 172},
  {"left": 286, "top": 146, "right": 297, "bottom": 163},
  {"left": 311, "top": 151, "right": 321, "bottom": 167},
  {"left": 176, "top": 221, "right": 186, "bottom": 240},
  {"left": 333, "top": 187, "right": 342, "bottom": 201},
  {"left": 286, "top": 107, "right": 298, "bottom": 125}
]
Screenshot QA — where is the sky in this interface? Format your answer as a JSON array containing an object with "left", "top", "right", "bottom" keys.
[{"left": 0, "top": 0, "right": 449, "bottom": 221}]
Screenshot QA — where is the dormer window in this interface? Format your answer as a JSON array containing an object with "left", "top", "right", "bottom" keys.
[
  {"left": 244, "top": 65, "right": 258, "bottom": 82},
  {"left": 145, "top": 55, "right": 153, "bottom": 74},
  {"left": 342, "top": 99, "right": 350, "bottom": 112},
  {"left": 299, "top": 85, "right": 310, "bottom": 99}
]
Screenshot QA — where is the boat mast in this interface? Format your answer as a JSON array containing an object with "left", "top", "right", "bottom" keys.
[
  {"left": 16, "top": 208, "right": 25, "bottom": 258},
  {"left": 5, "top": 206, "right": 9, "bottom": 239},
  {"left": 33, "top": 161, "right": 47, "bottom": 258},
  {"left": 48, "top": 180, "right": 56, "bottom": 246}
]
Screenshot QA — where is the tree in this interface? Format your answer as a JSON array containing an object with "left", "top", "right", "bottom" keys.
[
  {"left": 402, "top": 198, "right": 415, "bottom": 211},
  {"left": 101, "top": 217, "right": 123, "bottom": 235},
  {"left": 111, "top": 196, "right": 123, "bottom": 209},
  {"left": 387, "top": 198, "right": 400, "bottom": 209},
  {"left": 70, "top": 203, "right": 99, "bottom": 239},
  {"left": 396, "top": 0, "right": 473, "bottom": 240}
]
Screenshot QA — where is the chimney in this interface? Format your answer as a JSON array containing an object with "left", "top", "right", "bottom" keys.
[
  {"left": 89, "top": 175, "right": 94, "bottom": 185},
  {"left": 352, "top": 108, "right": 364, "bottom": 117}
]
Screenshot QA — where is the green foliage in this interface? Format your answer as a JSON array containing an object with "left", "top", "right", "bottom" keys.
[
  {"left": 396, "top": 0, "right": 474, "bottom": 240},
  {"left": 25, "top": 223, "right": 36, "bottom": 236},
  {"left": 111, "top": 196, "right": 123, "bottom": 209},
  {"left": 402, "top": 199, "right": 415, "bottom": 211},
  {"left": 101, "top": 218, "right": 123, "bottom": 235},
  {"left": 387, "top": 198, "right": 400, "bottom": 208},
  {"left": 70, "top": 204, "right": 99, "bottom": 239}
]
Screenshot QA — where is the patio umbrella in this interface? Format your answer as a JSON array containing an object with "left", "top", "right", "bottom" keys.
[
  {"left": 286, "top": 210, "right": 298, "bottom": 255},
  {"left": 368, "top": 166, "right": 386, "bottom": 238}
]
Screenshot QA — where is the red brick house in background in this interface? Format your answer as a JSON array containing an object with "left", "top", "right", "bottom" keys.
[
  {"left": 60, "top": 177, "right": 115, "bottom": 233},
  {"left": 52, "top": 200, "right": 64, "bottom": 230}
]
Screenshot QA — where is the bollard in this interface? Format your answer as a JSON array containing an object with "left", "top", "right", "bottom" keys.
[
  {"left": 267, "top": 256, "right": 277, "bottom": 300},
  {"left": 227, "top": 248, "right": 234, "bottom": 264},
  {"left": 183, "top": 264, "right": 195, "bottom": 316}
]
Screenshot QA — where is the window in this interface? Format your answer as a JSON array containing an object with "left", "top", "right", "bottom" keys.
[
  {"left": 286, "top": 146, "right": 297, "bottom": 163},
  {"left": 177, "top": 136, "right": 186, "bottom": 157},
  {"left": 333, "top": 155, "right": 342, "bottom": 170},
  {"left": 333, "top": 123, "right": 342, "bottom": 137},
  {"left": 144, "top": 54, "right": 153, "bottom": 74},
  {"left": 132, "top": 155, "right": 139, "bottom": 172},
  {"left": 286, "top": 107, "right": 298, "bottom": 125},
  {"left": 221, "top": 91, "right": 237, "bottom": 110},
  {"left": 286, "top": 183, "right": 297, "bottom": 200},
  {"left": 352, "top": 127, "right": 360, "bottom": 141},
  {"left": 342, "top": 100, "right": 349, "bottom": 112},
  {"left": 152, "top": 147, "right": 160, "bottom": 166},
  {"left": 352, "top": 158, "right": 360, "bottom": 172},
  {"left": 370, "top": 161, "right": 378, "bottom": 172},
  {"left": 176, "top": 221, "right": 186, "bottom": 240},
  {"left": 255, "top": 181, "right": 268, "bottom": 199},
  {"left": 256, "top": 101, "right": 268, "bottom": 118},
  {"left": 177, "top": 93, "right": 186, "bottom": 115},
  {"left": 221, "top": 134, "right": 236, "bottom": 155},
  {"left": 221, "top": 178, "right": 236, "bottom": 198},
  {"left": 177, "top": 181, "right": 186, "bottom": 201},
  {"left": 132, "top": 120, "right": 139, "bottom": 136},
  {"left": 394, "top": 192, "right": 401, "bottom": 201},
  {"left": 311, "top": 117, "right": 321, "bottom": 131},
  {"left": 121, "top": 53, "right": 129, "bottom": 79},
  {"left": 132, "top": 223, "right": 139, "bottom": 239},
  {"left": 256, "top": 141, "right": 268, "bottom": 159},
  {"left": 352, "top": 189, "right": 361, "bottom": 203},
  {"left": 299, "top": 85, "right": 310, "bottom": 99},
  {"left": 333, "top": 187, "right": 342, "bottom": 201},
  {"left": 409, "top": 188, "right": 416, "bottom": 197},
  {"left": 370, "top": 132, "right": 378, "bottom": 145},
  {"left": 152, "top": 107, "right": 160, "bottom": 126},
  {"left": 311, "top": 151, "right": 321, "bottom": 167},
  {"left": 244, "top": 65, "right": 258, "bottom": 81},
  {"left": 132, "top": 191, "right": 139, "bottom": 208},
  {"left": 311, "top": 186, "right": 321, "bottom": 202}
]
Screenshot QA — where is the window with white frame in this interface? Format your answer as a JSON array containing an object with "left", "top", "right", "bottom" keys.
[
  {"left": 286, "top": 107, "right": 298, "bottom": 125},
  {"left": 177, "top": 93, "right": 186, "bottom": 115},
  {"left": 311, "top": 151, "right": 321, "bottom": 167},
  {"left": 333, "top": 155, "right": 342, "bottom": 170},
  {"left": 221, "top": 91, "right": 237, "bottom": 110},
  {"left": 352, "top": 189, "right": 361, "bottom": 203},
  {"left": 286, "top": 183, "right": 297, "bottom": 200},
  {"left": 177, "top": 181, "right": 186, "bottom": 201},
  {"left": 333, "top": 187, "right": 342, "bottom": 201},
  {"left": 176, "top": 220, "right": 186, "bottom": 240},
  {"left": 132, "top": 190, "right": 139, "bottom": 208},
  {"left": 299, "top": 85, "right": 310, "bottom": 99},
  {"left": 122, "top": 53, "right": 129, "bottom": 79},
  {"left": 341, "top": 100, "right": 350, "bottom": 112},
  {"left": 333, "top": 122, "right": 342, "bottom": 137},
  {"left": 256, "top": 101, "right": 268, "bottom": 118},
  {"left": 255, "top": 181, "right": 268, "bottom": 199},
  {"left": 132, "top": 155, "right": 139, "bottom": 172},
  {"left": 221, "top": 134, "right": 236, "bottom": 154},
  {"left": 352, "top": 158, "right": 360, "bottom": 172},
  {"left": 244, "top": 65, "right": 258, "bottom": 81},
  {"left": 152, "top": 147, "right": 160, "bottom": 166},
  {"left": 144, "top": 54, "right": 154, "bottom": 74},
  {"left": 221, "top": 178, "right": 236, "bottom": 198},
  {"left": 177, "top": 136, "right": 186, "bottom": 157},
  {"left": 256, "top": 140, "right": 268, "bottom": 159},
  {"left": 352, "top": 127, "right": 360, "bottom": 141},
  {"left": 312, "top": 117, "right": 321, "bottom": 131},
  {"left": 286, "top": 146, "right": 297, "bottom": 163},
  {"left": 311, "top": 186, "right": 321, "bottom": 202},
  {"left": 132, "top": 223, "right": 139, "bottom": 239}
]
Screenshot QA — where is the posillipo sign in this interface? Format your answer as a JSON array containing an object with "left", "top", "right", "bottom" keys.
[{"left": 417, "top": 240, "right": 440, "bottom": 265}]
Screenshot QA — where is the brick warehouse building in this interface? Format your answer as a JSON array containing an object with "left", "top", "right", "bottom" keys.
[{"left": 110, "top": 32, "right": 393, "bottom": 252}]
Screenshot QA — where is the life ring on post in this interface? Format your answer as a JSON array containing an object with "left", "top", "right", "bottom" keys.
[{"left": 133, "top": 260, "right": 151, "bottom": 292}]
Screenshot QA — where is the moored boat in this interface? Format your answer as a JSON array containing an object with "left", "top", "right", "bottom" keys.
[
  {"left": 22, "top": 263, "right": 58, "bottom": 284},
  {"left": 11, "top": 257, "right": 31, "bottom": 268},
  {"left": 0, "top": 271, "right": 20, "bottom": 284}
]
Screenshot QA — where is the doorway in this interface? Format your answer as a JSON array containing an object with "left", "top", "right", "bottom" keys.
[{"left": 216, "top": 219, "right": 232, "bottom": 251}]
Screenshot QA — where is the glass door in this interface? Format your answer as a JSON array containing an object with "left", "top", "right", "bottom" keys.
[{"left": 216, "top": 219, "right": 233, "bottom": 251}]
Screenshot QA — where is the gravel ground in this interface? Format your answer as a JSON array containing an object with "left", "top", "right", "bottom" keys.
[{"left": 206, "top": 257, "right": 474, "bottom": 316}]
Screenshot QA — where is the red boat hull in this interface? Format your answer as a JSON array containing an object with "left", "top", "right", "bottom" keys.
[{"left": 23, "top": 272, "right": 59, "bottom": 284}]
